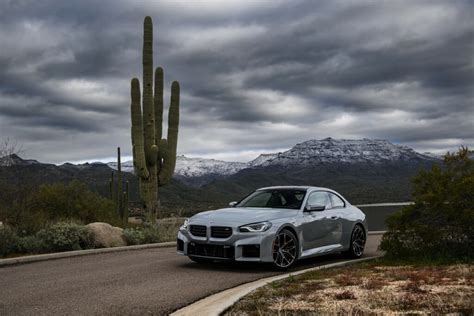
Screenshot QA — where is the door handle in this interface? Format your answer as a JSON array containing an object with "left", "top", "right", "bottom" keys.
[{"left": 331, "top": 216, "right": 339, "bottom": 220}]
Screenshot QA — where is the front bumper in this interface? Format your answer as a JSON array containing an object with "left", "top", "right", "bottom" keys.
[{"left": 176, "top": 225, "right": 277, "bottom": 262}]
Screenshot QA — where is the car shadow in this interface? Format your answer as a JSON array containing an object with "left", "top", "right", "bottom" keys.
[{"left": 176, "top": 252, "right": 357, "bottom": 274}]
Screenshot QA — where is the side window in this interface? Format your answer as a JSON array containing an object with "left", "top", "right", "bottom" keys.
[
  {"left": 329, "top": 193, "right": 345, "bottom": 208},
  {"left": 306, "top": 191, "right": 331, "bottom": 209}
]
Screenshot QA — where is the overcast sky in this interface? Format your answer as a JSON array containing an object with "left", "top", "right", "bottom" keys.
[{"left": 0, "top": 0, "right": 472, "bottom": 164}]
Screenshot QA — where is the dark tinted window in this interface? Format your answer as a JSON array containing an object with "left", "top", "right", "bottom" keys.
[{"left": 238, "top": 189, "right": 306, "bottom": 209}]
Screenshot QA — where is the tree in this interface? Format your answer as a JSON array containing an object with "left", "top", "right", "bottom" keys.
[
  {"left": 0, "top": 138, "right": 24, "bottom": 166},
  {"left": 380, "top": 147, "right": 473, "bottom": 259}
]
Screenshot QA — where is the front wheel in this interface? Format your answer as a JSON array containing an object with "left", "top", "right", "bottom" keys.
[
  {"left": 272, "top": 229, "right": 298, "bottom": 270},
  {"left": 344, "top": 225, "right": 366, "bottom": 258}
]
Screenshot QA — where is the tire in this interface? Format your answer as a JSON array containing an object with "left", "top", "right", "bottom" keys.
[
  {"left": 343, "top": 224, "right": 366, "bottom": 258},
  {"left": 271, "top": 229, "right": 298, "bottom": 270},
  {"left": 189, "top": 256, "right": 213, "bottom": 264}
]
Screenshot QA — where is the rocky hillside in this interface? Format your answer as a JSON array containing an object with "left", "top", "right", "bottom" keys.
[
  {"left": 108, "top": 138, "right": 439, "bottom": 186},
  {"left": 248, "top": 138, "right": 437, "bottom": 167}
]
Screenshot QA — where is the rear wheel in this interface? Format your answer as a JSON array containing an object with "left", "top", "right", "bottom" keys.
[
  {"left": 344, "top": 225, "right": 366, "bottom": 258},
  {"left": 272, "top": 229, "right": 298, "bottom": 270}
]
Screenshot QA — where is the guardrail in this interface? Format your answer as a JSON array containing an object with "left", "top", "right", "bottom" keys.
[
  {"left": 355, "top": 202, "right": 413, "bottom": 208},
  {"left": 353, "top": 202, "right": 413, "bottom": 231}
]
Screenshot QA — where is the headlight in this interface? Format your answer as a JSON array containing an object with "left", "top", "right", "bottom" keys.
[
  {"left": 180, "top": 218, "right": 189, "bottom": 231},
  {"left": 239, "top": 221, "right": 272, "bottom": 232}
]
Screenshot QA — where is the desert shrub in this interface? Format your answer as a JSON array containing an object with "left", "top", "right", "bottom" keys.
[
  {"left": 381, "top": 147, "right": 474, "bottom": 260},
  {"left": 123, "top": 226, "right": 161, "bottom": 245},
  {"left": 0, "top": 180, "right": 43, "bottom": 234},
  {"left": 0, "top": 180, "right": 122, "bottom": 234},
  {"left": 36, "top": 222, "right": 94, "bottom": 252},
  {"left": 123, "top": 218, "right": 182, "bottom": 245},
  {"left": 30, "top": 180, "right": 120, "bottom": 226},
  {"left": 0, "top": 225, "right": 18, "bottom": 257},
  {"left": 16, "top": 235, "right": 46, "bottom": 254}
]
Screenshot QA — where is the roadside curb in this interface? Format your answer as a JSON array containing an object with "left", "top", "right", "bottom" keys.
[
  {"left": 171, "top": 255, "right": 382, "bottom": 316},
  {"left": 368, "top": 230, "right": 387, "bottom": 235},
  {"left": 0, "top": 241, "right": 176, "bottom": 268}
]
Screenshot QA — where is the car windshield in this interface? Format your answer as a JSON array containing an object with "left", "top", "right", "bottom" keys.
[{"left": 237, "top": 189, "right": 306, "bottom": 209}]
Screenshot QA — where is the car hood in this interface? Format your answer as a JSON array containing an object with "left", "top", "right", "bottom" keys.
[{"left": 189, "top": 207, "right": 299, "bottom": 225}]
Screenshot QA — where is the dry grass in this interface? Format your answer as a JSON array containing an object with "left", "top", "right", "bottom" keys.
[{"left": 225, "top": 263, "right": 474, "bottom": 315}]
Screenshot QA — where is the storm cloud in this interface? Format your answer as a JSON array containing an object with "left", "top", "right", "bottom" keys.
[{"left": 0, "top": 0, "right": 472, "bottom": 163}]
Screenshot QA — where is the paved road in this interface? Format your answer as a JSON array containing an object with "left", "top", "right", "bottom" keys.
[{"left": 0, "top": 235, "right": 382, "bottom": 315}]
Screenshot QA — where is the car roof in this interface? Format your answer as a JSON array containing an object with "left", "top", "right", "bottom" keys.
[{"left": 257, "top": 185, "right": 330, "bottom": 191}]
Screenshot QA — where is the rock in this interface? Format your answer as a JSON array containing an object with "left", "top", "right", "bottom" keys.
[{"left": 86, "top": 222, "right": 127, "bottom": 248}]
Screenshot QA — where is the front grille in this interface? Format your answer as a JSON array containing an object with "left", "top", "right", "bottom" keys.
[
  {"left": 211, "top": 226, "right": 232, "bottom": 238},
  {"left": 188, "top": 243, "right": 234, "bottom": 259},
  {"left": 190, "top": 225, "right": 207, "bottom": 237}
]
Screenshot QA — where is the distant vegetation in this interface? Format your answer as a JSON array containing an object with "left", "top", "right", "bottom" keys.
[
  {"left": 381, "top": 147, "right": 473, "bottom": 260},
  {"left": 0, "top": 180, "right": 120, "bottom": 234}
]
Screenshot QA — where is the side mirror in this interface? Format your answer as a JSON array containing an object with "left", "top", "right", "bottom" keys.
[
  {"left": 304, "top": 204, "right": 326, "bottom": 212},
  {"left": 229, "top": 201, "right": 238, "bottom": 207}
]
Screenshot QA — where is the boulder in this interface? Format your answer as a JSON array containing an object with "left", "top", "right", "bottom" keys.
[{"left": 86, "top": 222, "right": 127, "bottom": 248}]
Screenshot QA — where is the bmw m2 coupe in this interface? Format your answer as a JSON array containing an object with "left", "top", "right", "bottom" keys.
[{"left": 177, "top": 186, "right": 367, "bottom": 269}]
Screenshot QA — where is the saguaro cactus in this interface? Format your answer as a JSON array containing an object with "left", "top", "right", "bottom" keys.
[
  {"left": 131, "top": 16, "right": 180, "bottom": 223},
  {"left": 109, "top": 147, "right": 129, "bottom": 222}
]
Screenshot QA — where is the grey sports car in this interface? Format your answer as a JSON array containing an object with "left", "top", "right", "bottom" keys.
[{"left": 177, "top": 186, "right": 367, "bottom": 269}]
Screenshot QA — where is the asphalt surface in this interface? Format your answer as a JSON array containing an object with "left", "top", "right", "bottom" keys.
[{"left": 0, "top": 235, "right": 382, "bottom": 315}]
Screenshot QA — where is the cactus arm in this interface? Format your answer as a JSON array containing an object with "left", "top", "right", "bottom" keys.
[
  {"left": 154, "top": 67, "right": 164, "bottom": 141},
  {"left": 131, "top": 78, "right": 149, "bottom": 179},
  {"left": 154, "top": 67, "right": 164, "bottom": 175},
  {"left": 159, "top": 81, "right": 179, "bottom": 185}
]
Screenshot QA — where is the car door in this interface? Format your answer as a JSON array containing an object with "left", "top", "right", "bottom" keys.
[
  {"left": 327, "top": 192, "right": 345, "bottom": 244},
  {"left": 301, "top": 191, "right": 338, "bottom": 250}
]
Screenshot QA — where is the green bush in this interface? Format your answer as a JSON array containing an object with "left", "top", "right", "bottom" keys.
[
  {"left": 0, "top": 180, "right": 123, "bottom": 234},
  {"left": 123, "top": 226, "right": 161, "bottom": 245},
  {"left": 36, "top": 222, "right": 94, "bottom": 252},
  {"left": 380, "top": 147, "right": 474, "bottom": 260},
  {"left": 16, "top": 235, "right": 46, "bottom": 254},
  {"left": 0, "top": 225, "right": 18, "bottom": 257},
  {"left": 123, "top": 218, "right": 183, "bottom": 245},
  {"left": 31, "top": 180, "right": 120, "bottom": 226}
]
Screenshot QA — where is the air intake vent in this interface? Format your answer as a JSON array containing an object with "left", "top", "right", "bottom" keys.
[
  {"left": 188, "top": 243, "right": 234, "bottom": 259},
  {"left": 211, "top": 226, "right": 232, "bottom": 238},
  {"left": 190, "top": 225, "right": 207, "bottom": 237}
]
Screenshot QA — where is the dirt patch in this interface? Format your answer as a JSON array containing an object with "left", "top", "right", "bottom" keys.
[{"left": 226, "top": 263, "right": 474, "bottom": 315}]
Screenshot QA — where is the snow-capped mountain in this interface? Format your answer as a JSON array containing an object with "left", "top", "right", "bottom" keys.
[
  {"left": 107, "top": 155, "right": 247, "bottom": 178},
  {"left": 107, "top": 160, "right": 134, "bottom": 173},
  {"left": 248, "top": 138, "right": 438, "bottom": 167},
  {"left": 106, "top": 139, "right": 439, "bottom": 184},
  {"left": 173, "top": 155, "right": 246, "bottom": 177}
]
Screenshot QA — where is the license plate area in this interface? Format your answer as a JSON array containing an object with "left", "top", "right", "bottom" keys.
[{"left": 188, "top": 243, "right": 234, "bottom": 259}]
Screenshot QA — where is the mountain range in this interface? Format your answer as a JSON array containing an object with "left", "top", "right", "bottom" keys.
[
  {"left": 107, "top": 138, "right": 438, "bottom": 186},
  {"left": 0, "top": 138, "right": 441, "bottom": 216}
]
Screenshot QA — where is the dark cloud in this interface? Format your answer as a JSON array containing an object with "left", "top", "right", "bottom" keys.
[{"left": 0, "top": 0, "right": 472, "bottom": 163}]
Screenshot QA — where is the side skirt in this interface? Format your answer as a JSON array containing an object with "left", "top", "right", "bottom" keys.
[{"left": 300, "top": 244, "right": 344, "bottom": 259}]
